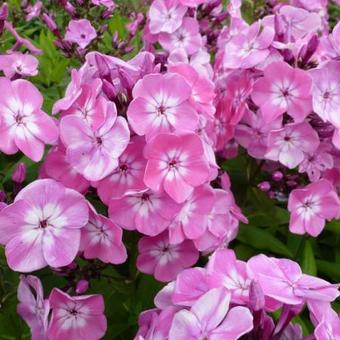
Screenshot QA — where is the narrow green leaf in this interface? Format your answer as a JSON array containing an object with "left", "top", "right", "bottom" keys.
[{"left": 301, "top": 240, "right": 317, "bottom": 276}]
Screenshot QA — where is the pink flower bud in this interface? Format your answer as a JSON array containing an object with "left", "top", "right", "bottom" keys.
[
  {"left": 249, "top": 280, "right": 265, "bottom": 311},
  {"left": 258, "top": 181, "right": 270, "bottom": 192},
  {"left": 76, "top": 279, "right": 89, "bottom": 294},
  {"left": 272, "top": 171, "right": 283, "bottom": 181},
  {"left": 12, "top": 162, "right": 27, "bottom": 184}
]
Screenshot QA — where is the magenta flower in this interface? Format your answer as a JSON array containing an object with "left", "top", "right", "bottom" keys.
[
  {"left": 159, "top": 17, "right": 202, "bottom": 55},
  {"left": 266, "top": 122, "right": 319, "bottom": 169},
  {"left": 93, "top": 136, "right": 147, "bottom": 204},
  {"left": 310, "top": 61, "right": 340, "bottom": 129},
  {"left": 247, "top": 254, "right": 339, "bottom": 305},
  {"left": 0, "top": 52, "right": 38, "bottom": 77},
  {"left": 109, "top": 189, "right": 180, "bottom": 236},
  {"left": 48, "top": 288, "right": 107, "bottom": 340},
  {"left": 80, "top": 206, "right": 127, "bottom": 264},
  {"left": 0, "top": 78, "right": 58, "bottom": 161},
  {"left": 144, "top": 133, "right": 210, "bottom": 203},
  {"left": 127, "top": 73, "right": 198, "bottom": 141},
  {"left": 64, "top": 19, "right": 97, "bottom": 49},
  {"left": 169, "top": 288, "right": 253, "bottom": 340},
  {"left": 136, "top": 231, "right": 199, "bottom": 282},
  {"left": 17, "top": 275, "right": 49, "bottom": 340},
  {"left": 288, "top": 179, "right": 340, "bottom": 237},
  {"left": 222, "top": 21, "right": 275, "bottom": 69},
  {"left": 0, "top": 179, "right": 89, "bottom": 272},
  {"left": 60, "top": 103, "right": 130, "bottom": 181},
  {"left": 148, "top": 0, "right": 187, "bottom": 34},
  {"left": 179, "top": 0, "right": 205, "bottom": 6},
  {"left": 252, "top": 61, "right": 313, "bottom": 123}
]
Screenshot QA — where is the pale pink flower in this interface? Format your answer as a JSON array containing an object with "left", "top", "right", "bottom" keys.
[
  {"left": 25, "top": 1, "right": 42, "bottom": 21},
  {"left": 310, "top": 61, "right": 340, "bottom": 128},
  {"left": 48, "top": 288, "right": 107, "bottom": 340},
  {"left": 144, "top": 133, "right": 210, "bottom": 203},
  {"left": 159, "top": 17, "right": 202, "bottom": 55},
  {"left": 136, "top": 231, "right": 199, "bottom": 282},
  {"left": 252, "top": 61, "right": 313, "bottom": 123},
  {"left": 109, "top": 189, "right": 180, "bottom": 236},
  {"left": 179, "top": 0, "right": 205, "bottom": 6},
  {"left": 60, "top": 103, "right": 130, "bottom": 181},
  {"left": 64, "top": 19, "right": 97, "bottom": 49},
  {"left": 40, "top": 146, "right": 90, "bottom": 194},
  {"left": 93, "top": 136, "right": 147, "bottom": 204},
  {"left": 265, "top": 122, "right": 320, "bottom": 169},
  {"left": 0, "top": 52, "right": 38, "bottom": 78},
  {"left": 91, "top": 0, "right": 115, "bottom": 9},
  {"left": 0, "top": 179, "right": 89, "bottom": 272},
  {"left": 298, "top": 143, "right": 334, "bottom": 181},
  {"left": 148, "top": 0, "right": 187, "bottom": 34},
  {"left": 235, "top": 109, "right": 282, "bottom": 159},
  {"left": 168, "top": 185, "right": 215, "bottom": 244},
  {"left": 127, "top": 73, "right": 198, "bottom": 141},
  {"left": 169, "top": 288, "right": 253, "bottom": 340},
  {"left": 17, "top": 275, "right": 49, "bottom": 340},
  {"left": 247, "top": 254, "right": 339, "bottom": 305},
  {"left": 222, "top": 21, "right": 275, "bottom": 69},
  {"left": 0, "top": 78, "right": 58, "bottom": 161},
  {"left": 207, "top": 250, "right": 251, "bottom": 305},
  {"left": 80, "top": 206, "right": 127, "bottom": 264},
  {"left": 288, "top": 179, "right": 340, "bottom": 237}
]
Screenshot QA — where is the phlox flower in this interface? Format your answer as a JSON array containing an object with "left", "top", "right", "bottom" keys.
[
  {"left": 91, "top": 0, "right": 115, "bottom": 9},
  {"left": 148, "top": 0, "right": 187, "bottom": 34},
  {"left": 64, "top": 19, "right": 97, "bottom": 49},
  {"left": 109, "top": 189, "right": 180, "bottom": 236},
  {"left": 17, "top": 275, "right": 49, "bottom": 340},
  {"left": 127, "top": 73, "right": 198, "bottom": 141},
  {"left": 169, "top": 288, "right": 253, "bottom": 340},
  {"left": 247, "top": 254, "right": 339, "bottom": 305},
  {"left": 48, "top": 288, "right": 107, "bottom": 340},
  {"left": 310, "top": 60, "right": 340, "bottom": 128},
  {"left": 60, "top": 102, "right": 130, "bottom": 181},
  {"left": 288, "top": 179, "right": 340, "bottom": 237},
  {"left": 39, "top": 146, "right": 90, "bottom": 194},
  {"left": 80, "top": 206, "right": 127, "bottom": 264},
  {"left": 168, "top": 185, "right": 215, "bottom": 244},
  {"left": 265, "top": 122, "right": 320, "bottom": 169},
  {"left": 0, "top": 78, "right": 58, "bottom": 161},
  {"left": 159, "top": 17, "right": 202, "bottom": 55},
  {"left": 144, "top": 133, "right": 210, "bottom": 203},
  {"left": 0, "top": 52, "right": 38, "bottom": 78},
  {"left": 222, "top": 21, "right": 275, "bottom": 69},
  {"left": 0, "top": 179, "right": 89, "bottom": 272},
  {"left": 25, "top": 1, "right": 42, "bottom": 21},
  {"left": 136, "top": 231, "right": 199, "bottom": 282},
  {"left": 93, "top": 136, "right": 147, "bottom": 204},
  {"left": 252, "top": 61, "right": 313, "bottom": 123},
  {"left": 178, "top": 0, "right": 205, "bottom": 6}
]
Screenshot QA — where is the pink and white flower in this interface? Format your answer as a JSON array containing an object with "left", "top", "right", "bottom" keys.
[
  {"left": 0, "top": 179, "right": 89, "bottom": 272},
  {"left": 48, "top": 288, "right": 107, "bottom": 340},
  {"left": 252, "top": 61, "right": 313, "bottom": 123},
  {"left": 0, "top": 52, "right": 38, "bottom": 78},
  {"left": 0, "top": 78, "right": 58, "bottom": 161},
  {"left": 288, "top": 179, "right": 340, "bottom": 237},
  {"left": 136, "top": 231, "right": 199, "bottom": 282},
  {"left": 143, "top": 133, "right": 210, "bottom": 203},
  {"left": 127, "top": 73, "right": 198, "bottom": 141}
]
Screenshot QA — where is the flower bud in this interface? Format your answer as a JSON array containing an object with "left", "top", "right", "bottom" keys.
[
  {"left": 12, "top": 162, "right": 27, "bottom": 184},
  {"left": 272, "top": 171, "right": 283, "bottom": 181},
  {"left": 249, "top": 280, "right": 265, "bottom": 311},
  {"left": 258, "top": 181, "right": 270, "bottom": 192},
  {"left": 76, "top": 279, "right": 89, "bottom": 294}
]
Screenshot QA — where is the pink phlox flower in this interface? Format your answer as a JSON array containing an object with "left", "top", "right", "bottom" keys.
[
  {"left": 265, "top": 122, "right": 320, "bottom": 169},
  {"left": 48, "top": 288, "right": 107, "bottom": 340},
  {"left": 252, "top": 61, "right": 313, "bottom": 123},
  {"left": 64, "top": 19, "right": 97, "bottom": 49},
  {"left": 0, "top": 179, "right": 89, "bottom": 272},
  {"left": 80, "top": 205, "right": 127, "bottom": 264},
  {"left": 0, "top": 78, "right": 58, "bottom": 161},
  {"left": 60, "top": 102, "right": 130, "bottom": 181},
  {"left": 17, "top": 275, "right": 50, "bottom": 340},
  {"left": 109, "top": 189, "right": 180, "bottom": 236},
  {"left": 288, "top": 179, "right": 340, "bottom": 237},
  {"left": 25, "top": 1, "right": 42, "bottom": 21},
  {"left": 0, "top": 52, "right": 38, "bottom": 78},
  {"left": 136, "top": 231, "right": 199, "bottom": 282},
  {"left": 168, "top": 287, "right": 253, "bottom": 340}
]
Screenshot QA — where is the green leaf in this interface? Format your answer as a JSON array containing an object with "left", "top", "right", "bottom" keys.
[
  {"left": 237, "top": 225, "right": 293, "bottom": 258},
  {"left": 316, "top": 260, "right": 340, "bottom": 282},
  {"left": 301, "top": 240, "right": 317, "bottom": 276}
]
